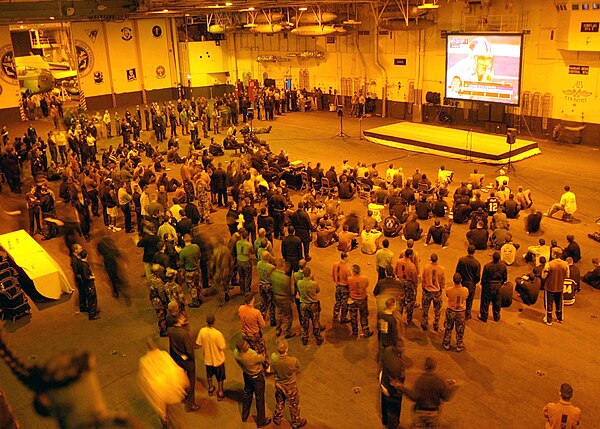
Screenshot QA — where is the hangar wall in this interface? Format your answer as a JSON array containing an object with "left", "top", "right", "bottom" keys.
[{"left": 0, "top": 25, "right": 25, "bottom": 124}]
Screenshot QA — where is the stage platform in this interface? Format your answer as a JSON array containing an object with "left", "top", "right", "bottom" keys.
[{"left": 363, "top": 122, "right": 541, "bottom": 164}]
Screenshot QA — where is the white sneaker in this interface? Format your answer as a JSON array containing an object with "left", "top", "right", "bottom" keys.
[{"left": 543, "top": 316, "right": 552, "bottom": 326}]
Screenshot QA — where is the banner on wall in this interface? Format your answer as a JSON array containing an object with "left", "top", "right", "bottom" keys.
[{"left": 0, "top": 25, "right": 21, "bottom": 112}]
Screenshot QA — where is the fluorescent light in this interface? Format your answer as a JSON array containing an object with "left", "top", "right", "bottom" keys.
[
  {"left": 163, "top": 8, "right": 169, "bottom": 12},
  {"left": 299, "top": 7, "right": 308, "bottom": 11},
  {"left": 225, "top": 2, "right": 233, "bottom": 5},
  {"left": 248, "top": 7, "right": 255, "bottom": 11},
  {"left": 417, "top": 1, "right": 439, "bottom": 9},
  {"left": 49, "top": 16, "right": 55, "bottom": 20}
]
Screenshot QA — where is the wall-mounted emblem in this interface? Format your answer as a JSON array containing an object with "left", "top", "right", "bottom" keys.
[
  {"left": 85, "top": 29, "right": 99, "bottom": 43},
  {"left": 74, "top": 40, "right": 94, "bottom": 78},
  {"left": 156, "top": 65, "right": 166, "bottom": 79},
  {"left": 93, "top": 71, "right": 104, "bottom": 84},
  {"left": 127, "top": 68, "right": 137, "bottom": 81},
  {"left": 121, "top": 27, "right": 133, "bottom": 41},
  {"left": 0, "top": 45, "right": 17, "bottom": 84},
  {"left": 152, "top": 26, "right": 162, "bottom": 38}
]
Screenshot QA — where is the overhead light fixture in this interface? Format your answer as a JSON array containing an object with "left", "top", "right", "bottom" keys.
[
  {"left": 418, "top": 0, "right": 439, "bottom": 9},
  {"left": 299, "top": 7, "right": 308, "bottom": 11},
  {"left": 248, "top": 7, "right": 255, "bottom": 11},
  {"left": 49, "top": 16, "right": 55, "bottom": 20},
  {"left": 244, "top": 23, "right": 258, "bottom": 27},
  {"left": 162, "top": 8, "right": 169, "bottom": 12},
  {"left": 225, "top": 2, "right": 233, "bottom": 5},
  {"left": 19, "top": 25, "right": 24, "bottom": 29}
]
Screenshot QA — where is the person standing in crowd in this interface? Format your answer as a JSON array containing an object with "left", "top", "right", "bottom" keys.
[
  {"left": 347, "top": 264, "right": 373, "bottom": 338},
  {"left": 195, "top": 313, "right": 227, "bottom": 401},
  {"left": 542, "top": 254, "right": 569, "bottom": 325},
  {"left": 290, "top": 202, "right": 313, "bottom": 261},
  {"left": 297, "top": 267, "right": 323, "bottom": 346},
  {"left": 238, "top": 293, "right": 270, "bottom": 370},
  {"left": 421, "top": 253, "right": 446, "bottom": 332},
  {"left": 236, "top": 228, "right": 254, "bottom": 296},
  {"left": 479, "top": 251, "right": 507, "bottom": 323},
  {"left": 234, "top": 339, "right": 271, "bottom": 427},
  {"left": 168, "top": 313, "right": 199, "bottom": 412},
  {"left": 282, "top": 226, "right": 303, "bottom": 272},
  {"left": 179, "top": 233, "right": 203, "bottom": 307},
  {"left": 442, "top": 273, "right": 469, "bottom": 352},
  {"left": 380, "top": 344, "right": 405, "bottom": 429},
  {"left": 454, "top": 245, "right": 481, "bottom": 320},
  {"left": 117, "top": 181, "right": 134, "bottom": 233},
  {"left": 395, "top": 249, "right": 419, "bottom": 325},
  {"left": 257, "top": 251, "right": 276, "bottom": 326},
  {"left": 543, "top": 383, "right": 581, "bottom": 429},
  {"left": 332, "top": 251, "right": 350, "bottom": 323},
  {"left": 272, "top": 259, "right": 296, "bottom": 339},
  {"left": 148, "top": 264, "right": 168, "bottom": 336},
  {"left": 271, "top": 340, "right": 307, "bottom": 428},
  {"left": 375, "top": 239, "right": 394, "bottom": 280},
  {"left": 396, "top": 357, "right": 457, "bottom": 429},
  {"left": 79, "top": 250, "right": 100, "bottom": 321}
]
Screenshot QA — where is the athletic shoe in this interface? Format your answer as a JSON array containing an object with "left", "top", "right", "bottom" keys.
[{"left": 543, "top": 316, "right": 552, "bottom": 326}]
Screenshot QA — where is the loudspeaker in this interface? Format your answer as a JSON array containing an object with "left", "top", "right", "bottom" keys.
[
  {"left": 337, "top": 105, "right": 344, "bottom": 117},
  {"left": 506, "top": 127, "right": 517, "bottom": 145},
  {"left": 425, "top": 91, "right": 441, "bottom": 105}
]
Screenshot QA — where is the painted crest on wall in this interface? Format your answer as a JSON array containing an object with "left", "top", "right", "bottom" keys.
[
  {"left": 126, "top": 68, "right": 137, "bottom": 81},
  {"left": 85, "top": 29, "right": 99, "bottom": 43},
  {"left": 152, "top": 26, "right": 162, "bottom": 38},
  {"left": 93, "top": 71, "right": 104, "bottom": 84},
  {"left": 74, "top": 40, "right": 94, "bottom": 78},
  {"left": 121, "top": 27, "right": 133, "bottom": 41},
  {"left": 156, "top": 65, "right": 166, "bottom": 79},
  {"left": 563, "top": 81, "right": 592, "bottom": 103},
  {"left": 0, "top": 45, "right": 17, "bottom": 84}
]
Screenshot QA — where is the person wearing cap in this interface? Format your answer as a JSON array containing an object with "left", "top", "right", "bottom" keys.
[
  {"left": 347, "top": 264, "right": 374, "bottom": 338},
  {"left": 442, "top": 273, "right": 469, "bottom": 352},
  {"left": 582, "top": 258, "right": 600, "bottom": 289},
  {"left": 195, "top": 314, "right": 227, "bottom": 400},
  {"left": 148, "top": 264, "right": 168, "bottom": 336},
  {"left": 234, "top": 339, "right": 271, "bottom": 427},
  {"left": 395, "top": 249, "right": 419, "bottom": 324},
  {"left": 296, "top": 267, "right": 323, "bottom": 346},
  {"left": 395, "top": 357, "right": 456, "bottom": 428},
  {"left": 421, "top": 253, "right": 446, "bottom": 332},
  {"left": 271, "top": 340, "right": 306, "bottom": 428},
  {"left": 543, "top": 383, "right": 581, "bottom": 429},
  {"left": 179, "top": 233, "right": 203, "bottom": 307},
  {"left": 332, "top": 252, "right": 351, "bottom": 323},
  {"left": 479, "top": 251, "right": 508, "bottom": 322}
]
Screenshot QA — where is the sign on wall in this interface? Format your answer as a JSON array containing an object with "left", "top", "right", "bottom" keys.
[
  {"left": 394, "top": 58, "right": 407, "bottom": 66},
  {"left": 580, "top": 22, "right": 599, "bottom": 32},
  {"left": 152, "top": 25, "right": 162, "bottom": 38},
  {"left": 0, "top": 44, "right": 16, "bottom": 84},
  {"left": 569, "top": 65, "right": 589, "bottom": 75},
  {"left": 74, "top": 40, "right": 94, "bottom": 77},
  {"left": 126, "top": 68, "right": 137, "bottom": 81},
  {"left": 121, "top": 27, "right": 133, "bottom": 41}
]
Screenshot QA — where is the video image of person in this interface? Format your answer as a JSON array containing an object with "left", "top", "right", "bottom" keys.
[{"left": 446, "top": 35, "right": 522, "bottom": 104}]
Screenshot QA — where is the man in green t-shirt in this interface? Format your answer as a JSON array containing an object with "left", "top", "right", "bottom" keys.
[
  {"left": 257, "top": 251, "right": 276, "bottom": 326},
  {"left": 179, "top": 234, "right": 202, "bottom": 307},
  {"left": 271, "top": 259, "right": 296, "bottom": 338},
  {"left": 297, "top": 267, "right": 323, "bottom": 346},
  {"left": 236, "top": 229, "right": 254, "bottom": 296}
]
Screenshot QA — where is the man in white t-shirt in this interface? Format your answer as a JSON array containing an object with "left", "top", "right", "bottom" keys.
[
  {"left": 547, "top": 185, "right": 577, "bottom": 221},
  {"left": 195, "top": 313, "right": 227, "bottom": 400},
  {"left": 361, "top": 229, "right": 382, "bottom": 255}
]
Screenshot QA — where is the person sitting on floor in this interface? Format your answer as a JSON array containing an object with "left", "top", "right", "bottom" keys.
[
  {"left": 425, "top": 219, "right": 451, "bottom": 248},
  {"left": 403, "top": 214, "right": 422, "bottom": 241},
  {"left": 466, "top": 221, "right": 488, "bottom": 250},
  {"left": 583, "top": 258, "right": 600, "bottom": 289}
]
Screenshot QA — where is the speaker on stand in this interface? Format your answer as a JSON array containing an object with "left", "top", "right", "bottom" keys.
[{"left": 496, "top": 127, "right": 517, "bottom": 173}]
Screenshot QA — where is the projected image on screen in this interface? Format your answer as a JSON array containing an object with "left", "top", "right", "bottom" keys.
[{"left": 445, "top": 33, "right": 523, "bottom": 105}]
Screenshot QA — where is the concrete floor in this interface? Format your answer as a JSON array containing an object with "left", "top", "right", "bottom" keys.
[{"left": 1, "top": 110, "right": 599, "bottom": 429}]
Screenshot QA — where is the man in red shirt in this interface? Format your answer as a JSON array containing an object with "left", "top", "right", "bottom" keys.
[
  {"left": 395, "top": 249, "right": 419, "bottom": 324},
  {"left": 332, "top": 252, "right": 350, "bottom": 323},
  {"left": 347, "top": 264, "right": 373, "bottom": 337}
]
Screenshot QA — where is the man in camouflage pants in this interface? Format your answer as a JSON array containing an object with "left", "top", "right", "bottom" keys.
[
  {"left": 395, "top": 249, "right": 419, "bottom": 324},
  {"left": 442, "top": 273, "right": 469, "bottom": 352},
  {"left": 238, "top": 293, "right": 270, "bottom": 371},
  {"left": 421, "top": 253, "right": 445, "bottom": 332},
  {"left": 271, "top": 340, "right": 307, "bottom": 428},
  {"left": 211, "top": 237, "right": 233, "bottom": 306},
  {"left": 179, "top": 234, "right": 203, "bottom": 307},
  {"left": 332, "top": 252, "right": 350, "bottom": 323},
  {"left": 297, "top": 267, "right": 323, "bottom": 346},
  {"left": 257, "top": 251, "right": 277, "bottom": 326},
  {"left": 148, "top": 264, "right": 169, "bottom": 336}
]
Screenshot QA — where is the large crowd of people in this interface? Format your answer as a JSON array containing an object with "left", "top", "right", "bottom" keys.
[{"left": 0, "top": 86, "right": 593, "bottom": 429}]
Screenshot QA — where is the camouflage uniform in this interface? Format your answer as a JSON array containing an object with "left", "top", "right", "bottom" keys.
[
  {"left": 196, "top": 180, "right": 211, "bottom": 222},
  {"left": 421, "top": 291, "right": 443, "bottom": 330},
  {"left": 333, "top": 285, "right": 349, "bottom": 321},
  {"left": 165, "top": 278, "right": 186, "bottom": 313},
  {"left": 274, "top": 297, "right": 294, "bottom": 337},
  {"left": 260, "top": 284, "right": 276, "bottom": 326},
  {"left": 442, "top": 308, "right": 466, "bottom": 351},
  {"left": 148, "top": 273, "right": 169, "bottom": 336},
  {"left": 210, "top": 243, "right": 232, "bottom": 305},
  {"left": 184, "top": 270, "right": 203, "bottom": 306},
  {"left": 273, "top": 383, "right": 302, "bottom": 427},
  {"left": 349, "top": 298, "right": 370, "bottom": 336},
  {"left": 300, "top": 302, "right": 323, "bottom": 344},
  {"left": 403, "top": 280, "right": 417, "bottom": 322},
  {"left": 242, "top": 332, "right": 270, "bottom": 370}
]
